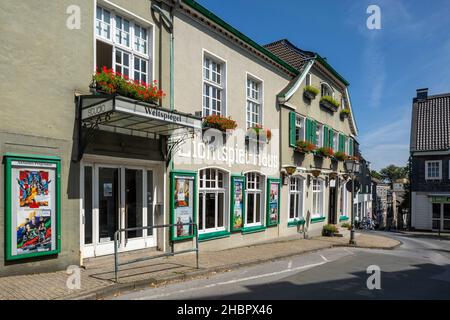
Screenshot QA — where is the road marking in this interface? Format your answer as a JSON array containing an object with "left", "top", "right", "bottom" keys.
[
  {"left": 287, "top": 261, "right": 292, "bottom": 270},
  {"left": 133, "top": 261, "right": 328, "bottom": 300},
  {"left": 320, "top": 254, "right": 329, "bottom": 262}
]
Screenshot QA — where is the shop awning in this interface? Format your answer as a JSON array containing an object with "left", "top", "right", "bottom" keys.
[{"left": 79, "top": 94, "right": 202, "bottom": 138}]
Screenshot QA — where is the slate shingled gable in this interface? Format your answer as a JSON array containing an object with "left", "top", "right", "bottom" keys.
[{"left": 411, "top": 91, "right": 450, "bottom": 152}]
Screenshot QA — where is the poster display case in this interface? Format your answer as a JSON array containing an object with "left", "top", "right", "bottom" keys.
[
  {"left": 266, "top": 178, "right": 281, "bottom": 227},
  {"left": 170, "top": 171, "right": 197, "bottom": 241},
  {"left": 4, "top": 154, "right": 61, "bottom": 261}
]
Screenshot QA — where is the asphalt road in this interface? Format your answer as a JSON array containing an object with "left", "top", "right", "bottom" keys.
[{"left": 111, "top": 231, "right": 450, "bottom": 300}]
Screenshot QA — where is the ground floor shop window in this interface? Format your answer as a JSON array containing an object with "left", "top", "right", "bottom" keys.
[
  {"left": 312, "top": 178, "right": 324, "bottom": 217},
  {"left": 289, "top": 176, "right": 304, "bottom": 220},
  {"left": 245, "top": 172, "right": 264, "bottom": 226},
  {"left": 432, "top": 202, "right": 450, "bottom": 231},
  {"left": 199, "top": 168, "right": 227, "bottom": 232}
]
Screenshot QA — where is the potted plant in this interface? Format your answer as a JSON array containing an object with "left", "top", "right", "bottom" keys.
[
  {"left": 340, "top": 108, "right": 351, "bottom": 120},
  {"left": 320, "top": 96, "right": 340, "bottom": 112},
  {"left": 92, "top": 66, "right": 165, "bottom": 104},
  {"left": 295, "top": 140, "right": 316, "bottom": 154},
  {"left": 303, "top": 85, "right": 320, "bottom": 100},
  {"left": 322, "top": 224, "right": 339, "bottom": 237},
  {"left": 341, "top": 222, "right": 352, "bottom": 230},
  {"left": 334, "top": 151, "right": 348, "bottom": 162},
  {"left": 315, "top": 147, "right": 334, "bottom": 158},
  {"left": 202, "top": 114, "right": 237, "bottom": 132}
]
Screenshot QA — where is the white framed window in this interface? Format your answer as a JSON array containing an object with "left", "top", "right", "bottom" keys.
[
  {"left": 289, "top": 176, "right": 305, "bottom": 220},
  {"left": 134, "top": 56, "right": 148, "bottom": 84},
  {"left": 115, "top": 16, "right": 130, "bottom": 47},
  {"left": 312, "top": 178, "right": 324, "bottom": 217},
  {"left": 96, "top": 6, "right": 111, "bottom": 40},
  {"left": 199, "top": 169, "right": 227, "bottom": 233},
  {"left": 203, "top": 55, "right": 225, "bottom": 116},
  {"left": 115, "top": 49, "right": 130, "bottom": 77},
  {"left": 134, "top": 24, "right": 148, "bottom": 55},
  {"left": 425, "top": 161, "right": 442, "bottom": 180},
  {"left": 245, "top": 172, "right": 264, "bottom": 226},
  {"left": 339, "top": 181, "right": 348, "bottom": 217},
  {"left": 341, "top": 97, "right": 346, "bottom": 110},
  {"left": 315, "top": 123, "right": 323, "bottom": 148},
  {"left": 332, "top": 131, "right": 338, "bottom": 152},
  {"left": 246, "top": 76, "right": 263, "bottom": 129},
  {"left": 295, "top": 115, "right": 305, "bottom": 142},
  {"left": 305, "top": 73, "right": 311, "bottom": 86},
  {"left": 95, "top": 6, "right": 151, "bottom": 83},
  {"left": 321, "top": 82, "right": 333, "bottom": 98}
]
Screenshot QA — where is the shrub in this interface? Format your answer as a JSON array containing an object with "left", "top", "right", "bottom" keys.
[
  {"left": 315, "top": 147, "right": 334, "bottom": 157},
  {"left": 322, "top": 224, "right": 339, "bottom": 236},
  {"left": 296, "top": 140, "right": 316, "bottom": 153},
  {"left": 341, "top": 222, "right": 351, "bottom": 229},
  {"left": 320, "top": 96, "right": 340, "bottom": 108},
  {"left": 340, "top": 109, "right": 351, "bottom": 116},
  {"left": 203, "top": 114, "right": 237, "bottom": 131},
  {"left": 304, "top": 85, "right": 320, "bottom": 96}
]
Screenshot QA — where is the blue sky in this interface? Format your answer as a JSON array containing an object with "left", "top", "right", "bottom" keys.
[{"left": 196, "top": 0, "right": 450, "bottom": 170}]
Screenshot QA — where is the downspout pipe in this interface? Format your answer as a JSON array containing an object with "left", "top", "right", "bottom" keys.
[{"left": 151, "top": 1, "right": 179, "bottom": 171}]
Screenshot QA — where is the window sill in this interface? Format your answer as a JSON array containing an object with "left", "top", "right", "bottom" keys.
[
  {"left": 288, "top": 219, "right": 306, "bottom": 227},
  {"left": 339, "top": 216, "right": 349, "bottom": 222},
  {"left": 242, "top": 225, "right": 266, "bottom": 235},
  {"left": 310, "top": 217, "right": 326, "bottom": 224},
  {"left": 198, "top": 230, "right": 230, "bottom": 242}
]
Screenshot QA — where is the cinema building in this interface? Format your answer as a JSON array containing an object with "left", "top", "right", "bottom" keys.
[{"left": 0, "top": 0, "right": 358, "bottom": 276}]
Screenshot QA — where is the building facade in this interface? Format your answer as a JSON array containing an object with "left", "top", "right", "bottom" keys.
[
  {"left": 0, "top": 0, "right": 360, "bottom": 276},
  {"left": 410, "top": 88, "right": 450, "bottom": 232},
  {"left": 263, "top": 39, "right": 358, "bottom": 236}
]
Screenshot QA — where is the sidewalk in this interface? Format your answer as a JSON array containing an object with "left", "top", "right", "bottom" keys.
[{"left": 0, "top": 232, "right": 400, "bottom": 300}]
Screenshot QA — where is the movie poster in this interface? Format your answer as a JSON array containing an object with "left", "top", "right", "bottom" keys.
[
  {"left": 268, "top": 182, "right": 279, "bottom": 225},
  {"left": 173, "top": 176, "right": 194, "bottom": 239},
  {"left": 11, "top": 161, "right": 57, "bottom": 257},
  {"left": 232, "top": 178, "right": 244, "bottom": 230}
]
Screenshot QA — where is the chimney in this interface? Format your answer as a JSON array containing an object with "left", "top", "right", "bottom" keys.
[{"left": 416, "top": 88, "right": 428, "bottom": 102}]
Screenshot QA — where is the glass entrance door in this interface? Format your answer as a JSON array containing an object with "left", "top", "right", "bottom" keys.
[
  {"left": 81, "top": 163, "right": 157, "bottom": 258},
  {"left": 98, "top": 167, "right": 119, "bottom": 243}
]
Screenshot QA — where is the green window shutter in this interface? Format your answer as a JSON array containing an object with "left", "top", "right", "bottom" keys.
[
  {"left": 330, "top": 130, "right": 335, "bottom": 149},
  {"left": 305, "top": 118, "right": 311, "bottom": 143},
  {"left": 339, "top": 134, "right": 345, "bottom": 152},
  {"left": 349, "top": 138, "right": 354, "bottom": 156},
  {"left": 311, "top": 121, "right": 317, "bottom": 145},
  {"left": 289, "top": 112, "right": 296, "bottom": 147},
  {"left": 323, "top": 126, "right": 329, "bottom": 148}
]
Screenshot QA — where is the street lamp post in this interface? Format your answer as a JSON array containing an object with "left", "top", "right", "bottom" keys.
[{"left": 344, "top": 159, "right": 361, "bottom": 245}]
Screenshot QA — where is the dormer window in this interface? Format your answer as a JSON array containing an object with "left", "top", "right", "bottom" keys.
[{"left": 321, "top": 83, "right": 333, "bottom": 98}]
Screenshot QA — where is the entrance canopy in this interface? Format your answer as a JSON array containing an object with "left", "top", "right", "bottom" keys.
[{"left": 79, "top": 94, "right": 202, "bottom": 137}]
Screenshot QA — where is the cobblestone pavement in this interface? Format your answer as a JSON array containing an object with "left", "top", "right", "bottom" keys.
[{"left": 0, "top": 232, "right": 400, "bottom": 300}]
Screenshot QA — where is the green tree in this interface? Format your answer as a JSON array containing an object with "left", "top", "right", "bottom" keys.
[
  {"left": 370, "top": 170, "right": 383, "bottom": 180},
  {"left": 379, "top": 165, "right": 407, "bottom": 186}
]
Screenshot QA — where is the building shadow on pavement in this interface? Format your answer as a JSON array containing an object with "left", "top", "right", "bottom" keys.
[{"left": 191, "top": 263, "right": 450, "bottom": 300}]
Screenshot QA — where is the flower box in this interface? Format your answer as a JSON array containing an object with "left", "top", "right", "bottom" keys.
[
  {"left": 340, "top": 109, "right": 351, "bottom": 120},
  {"left": 202, "top": 114, "right": 237, "bottom": 132},
  {"left": 320, "top": 96, "right": 340, "bottom": 112},
  {"left": 295, "top": 140, "right": 316, "bottom": 154},
  {"left": 333, "top": 151, "right": 348, "bottom": 162},
  {"left": 246, "top": 126, "right": 272, "bottom": 144},
  {"left": 315, "top": 147, "right": 334, "bottom": 158},
  {"left": 303, "top": 86, "right": 319, "bottom": 100},
  {"left": 92, "top": 67, "right": 165, "bottom": 104}
]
